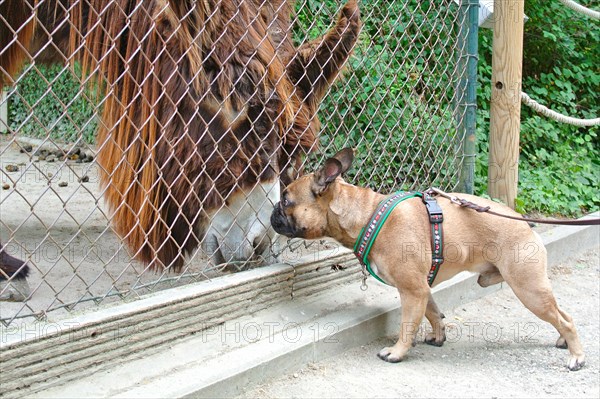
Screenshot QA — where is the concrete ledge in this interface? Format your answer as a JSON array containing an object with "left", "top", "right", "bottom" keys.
[
  {"left": 191, "top": 273, "right": 500, "bottom": 399},
  {"left": 29, "top": 214, "right": 599, "bottom": 399},
  {"left": 1, "top": 249, "right": 360, "bottom": 397},
  {"left": 538, "top": 211, "right": 599, "bottom": 267}
]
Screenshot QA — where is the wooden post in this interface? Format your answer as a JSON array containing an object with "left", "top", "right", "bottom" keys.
[{"left": 488, "top": 0, "right": 525, "bottom": 209}]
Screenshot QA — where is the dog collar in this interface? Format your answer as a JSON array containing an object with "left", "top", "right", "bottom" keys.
[{"left": 353, "top": 190, "right": 444, "bottom": 288}]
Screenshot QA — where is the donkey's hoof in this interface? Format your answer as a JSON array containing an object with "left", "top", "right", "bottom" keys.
[{"left": 0, "top": 278, "right": 31, "bottom": 302}]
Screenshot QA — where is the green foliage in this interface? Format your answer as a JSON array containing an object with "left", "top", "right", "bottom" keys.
[
  {"left": 294, "top": 0, "right": 462, "bottom": 192},
  {"left": 8, "top": 63, "right": 98, "bottom": 144},
  {"left": 476, "top": 0, "right": 599, "bottom": 216}
]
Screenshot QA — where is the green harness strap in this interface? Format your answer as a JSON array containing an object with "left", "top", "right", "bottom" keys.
[{"left": 353, "top": 190, "right": 444, "bottom": 287}]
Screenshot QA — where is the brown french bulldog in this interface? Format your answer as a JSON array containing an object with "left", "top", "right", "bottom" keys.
[{"left": 270, "top": 148, "right": 585, "bottom": 371}]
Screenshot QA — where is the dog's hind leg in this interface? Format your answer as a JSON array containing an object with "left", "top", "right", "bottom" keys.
[
  {"left": 554, "top": 307, "right": 575, "bottom": 349},
  {"left": 424, "top": 292, "right": 446, "bottom": 347},
  {"left": 501, "top": 252, "right": 585, "bottom": 371}
]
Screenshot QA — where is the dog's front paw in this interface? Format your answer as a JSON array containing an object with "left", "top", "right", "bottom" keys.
[
  {"left": 377, "top": 347, "right": 405, "bottom": 363},
  {"left": 567, "top": 355, "right": 585, "bottom": 371}
]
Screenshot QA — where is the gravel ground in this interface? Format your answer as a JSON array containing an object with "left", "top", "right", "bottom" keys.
[{"left": 241, "top": 249, "right": 600, "bottom": 399}]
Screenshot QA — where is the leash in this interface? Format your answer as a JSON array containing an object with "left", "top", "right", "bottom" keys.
[
  {"left": 428, "top": 188, "right": 600, "bottom": 226},
  {"left": 354, "top": 191, "right": 444, "bottom": 290}
]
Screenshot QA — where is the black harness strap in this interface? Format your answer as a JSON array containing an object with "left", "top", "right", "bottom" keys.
[{"left": 422, "top": 192, "right": 444, "bottom": 287}]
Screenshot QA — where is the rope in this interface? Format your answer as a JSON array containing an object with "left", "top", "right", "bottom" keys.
[
  {"left": 558, "top": 0, "right": 600, "bottom": 19},
  {"left": 521, "top": 1, "right": 599, "bottom": 126},
  {"left": 521, "top": 92, "right": 600, "bottom": 127}
]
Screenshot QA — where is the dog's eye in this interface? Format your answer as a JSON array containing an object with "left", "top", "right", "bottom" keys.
[{"left": 282, "top": 198, "right": 290, "bottom": 207}]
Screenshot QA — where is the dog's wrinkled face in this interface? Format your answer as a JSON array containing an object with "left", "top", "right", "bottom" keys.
[
  {"left": 270, "top": 175, "right": 329, "bottom": 239},
  {"left": 270, "top": 148, "right": 355, "bottom": 239}
]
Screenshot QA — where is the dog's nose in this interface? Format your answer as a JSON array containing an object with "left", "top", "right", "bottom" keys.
[{"left": 270, "top": 202, "right": 285, "bottom": 232}]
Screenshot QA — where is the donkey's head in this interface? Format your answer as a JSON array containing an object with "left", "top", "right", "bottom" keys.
[{"left": 201, "top": 0, "right": 361, "bottom": 265}]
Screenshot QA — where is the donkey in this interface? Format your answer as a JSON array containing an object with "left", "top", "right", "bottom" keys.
[{"left": 0, "top": 0, "right": 361, "bottom": 276}]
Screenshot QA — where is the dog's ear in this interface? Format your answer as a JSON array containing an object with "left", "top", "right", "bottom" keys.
[
  {"left": 312, "top": 148, "right": 355, "bottom": 195},
  {"left": 332, "top": 148, "right": 355, "bottom": 174},
  {"left": 313, "top": 158, "right": 343, "bottom": 195}
]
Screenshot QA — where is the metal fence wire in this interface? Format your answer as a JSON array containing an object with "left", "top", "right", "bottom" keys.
[{"left": 0, "top": 0, "right": 474, "bottom": 327}]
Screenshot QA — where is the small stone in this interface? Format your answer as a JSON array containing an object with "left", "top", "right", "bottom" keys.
[
  {"left": 38, "top": 155, "right": 46, "bottom": 161},
  {"left": 58, "top": 181, "right": 68, "bottom": 187},
  {"left": 20, "top": 144, "right": 33, "bottom": 153},
  {"left": 46, "top": 155, "right": 56, "bottom": 163},
  {"left": 84, "top": 155, "right": 94, "bottom": 163},
  {"left": 5, "top": 164, "right": 19, "bottom": 172},
  {"left": 2, "top": 183, "right": 10, "bottom": 190},
  {"left": 78, "top": 175, "right": 89, "bottom": 183},
  {"left": 293, "top": 373, "right": 299, "bottom": 378},
  {"left": 69, "top": 154, "right": 80, "bottom": 161},
  {"left": 47, "top": 173, "right": 53, "bottom": 178}
]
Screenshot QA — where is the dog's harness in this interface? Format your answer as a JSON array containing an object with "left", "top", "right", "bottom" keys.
[{"left": 353, "top": 190, "right": 444, "bottom": 289}]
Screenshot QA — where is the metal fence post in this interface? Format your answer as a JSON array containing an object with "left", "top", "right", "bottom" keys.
[{"left": 456, "top": 0, "right": 479, "bottom": 194}]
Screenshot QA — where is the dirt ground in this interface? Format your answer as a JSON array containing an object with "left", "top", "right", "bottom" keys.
[{"left": 241, "top": 249, "right": 600, "bottom": 399}]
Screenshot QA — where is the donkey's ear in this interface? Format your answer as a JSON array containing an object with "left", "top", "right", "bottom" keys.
[
  {"left": 332, "top": 148, "right": 355, "bottom": 174},
  {"left": 286, "top": 0, "right": 361, "bottom": 103},
  {"left": 313, "top": 158, "right": 344, "bottom": 195}
]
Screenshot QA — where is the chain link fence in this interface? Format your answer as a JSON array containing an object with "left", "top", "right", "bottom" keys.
[{"left": 0, "top": 0, "right": 474, "bottom": 328}]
